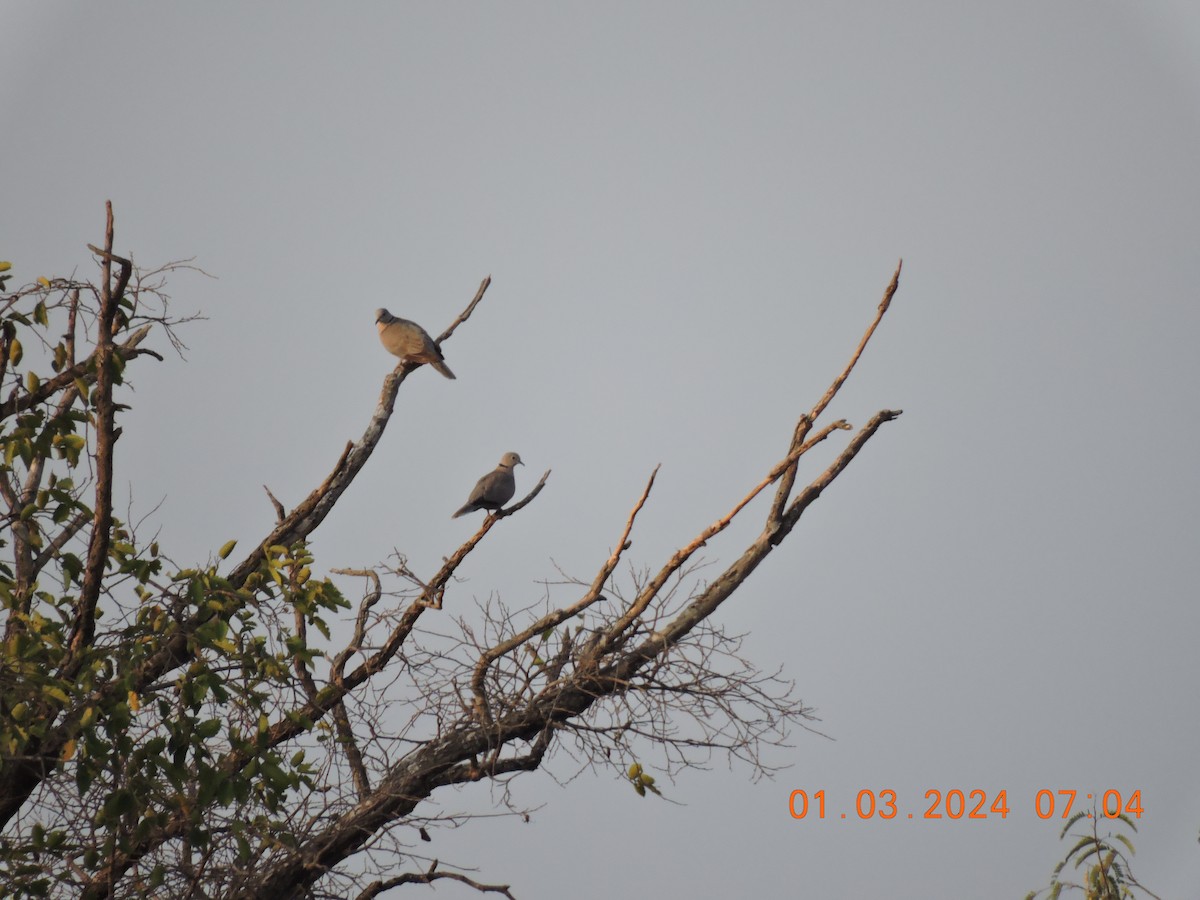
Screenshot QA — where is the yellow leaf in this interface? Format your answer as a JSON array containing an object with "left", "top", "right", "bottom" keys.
[
  {"left": 0, "top": 262, "right": 11, "bottom": 272},
  {"left": 128, "top": 691, "right": 140, "bottom": 712},
  {"left": 8, "top": 338, "right": 22, "bottom": 365},
  {"left": 37, "top": 277, "right": 51, "bottom": 288},
  {"left": 61, "top": 739, "right": 77, "bottom": 761}
]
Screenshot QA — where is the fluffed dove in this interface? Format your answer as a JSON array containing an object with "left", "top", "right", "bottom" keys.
[
  {"left": 452, "top": 452, "right": 524, "bottom": 518},
  {"left": 375, "top": 308, "right": 456, "bottom": 379}
]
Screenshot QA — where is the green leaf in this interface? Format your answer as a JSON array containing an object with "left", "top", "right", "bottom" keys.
[
  {"left": 103, "top": 788, "right": 135, "bottom": 818},
  {"left": 219, "top": 539, "right": 238, "bottom": 559},
  {"left": 33, "top": 301, "right": 48, "bottom": 327},
  {"left": 42, "top": 685, "right": 70, "bottom": 704},
  {"left": 60, "top": 554, "right": 81, "bottom": 588}
]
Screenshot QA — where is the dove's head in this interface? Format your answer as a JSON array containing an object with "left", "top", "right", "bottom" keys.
[
  {"left": 374, "top": 308, "right": 392, "bottom": 324},
  {"left": 500, "top": 452, "right": 524, "bottom": 468}
]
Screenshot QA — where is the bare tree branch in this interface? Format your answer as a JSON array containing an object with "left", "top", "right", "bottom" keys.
[
  {"left": 223, "top": 284, "right": 902, "bottom": 897},
  {"left": 262, "top": 484, "right": 287, "bottom": 524},
  {"left": 768, "top": 258, "right": 901, "bottom": 523},
  {"left": 226, "top": 275, "right": 494, "bottom": 586},
  {"left": 67, "top": 202, "right": 129, "bottom": 660},
  {"left": 355, "top": 862, "right": 516, "bottom": 900},
  {"left": 472, "top": 467, "right": 657, "bottom": 722}
]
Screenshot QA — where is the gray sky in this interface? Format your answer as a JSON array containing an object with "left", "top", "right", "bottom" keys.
[{"left": 4, "top": 2, "right": 1200, "bottom": 897}]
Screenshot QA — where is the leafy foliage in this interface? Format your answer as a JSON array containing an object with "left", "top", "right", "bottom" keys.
[
  {"left": 0, "top": 239, "right": 348, "bottom": 897},
  {"left": 1026, "top": 808, "right": 1160, "bottom": 900}
]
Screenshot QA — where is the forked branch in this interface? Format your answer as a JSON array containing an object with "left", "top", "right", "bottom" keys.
[{"left": 769, "top": 259, "right": 901, "bottom": 522}]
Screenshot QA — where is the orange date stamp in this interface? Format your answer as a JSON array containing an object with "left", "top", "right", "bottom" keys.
[{"left": 788, "top": 789, "right": 1144, "bottom": 821}]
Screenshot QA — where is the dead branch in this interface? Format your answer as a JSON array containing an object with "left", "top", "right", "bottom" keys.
[
  {"left": 809, "top": 260, "right": 901, "bottom": 425},
  {"left": 769, "top": 259, "right": 901, "bottom": 522},
  {"left": 435, "top": 274, "right": 491, "bottom": 344},
  {"left": 262, "top": 485, "right": 287, "bottom": 523},
  {"left": 329, "top": 568, "right": 384, "bottom": 684},
  {"left": 68, "top": 202, "right": 129, "bottom": 660},
  {"left": 579, "top": 416, "right": 853, "bottom": 670},
  {"left": 495, "top": 469, "right": 551, "bottom": 519},
  {"left": 354, "top": 862, "right": 515, "bottom": 900},
  {"left": 471, "top": 468, "right": 657, "bottom": 722},
  {"left": 226, "top": 276, "right": 492, "bottom": 587},
  {"left": 608, "top": 408, "right": 902, "bottom": 680},
  {"left": 396, "top": 468, "right": 552, "bottom": 612}
]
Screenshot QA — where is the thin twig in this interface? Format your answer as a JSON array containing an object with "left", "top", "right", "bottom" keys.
[
  {"left": 329, "top": 568, "right": 383, "bottom": 683},
  {"left": 495, "top": 469, "right": 552, "bottom": 520},
  {"left": 472, "top": 467, "right": 656, "bottom": 721},
  {"left": 262, "top": 485, "right": 286, "bottom": 524},
  {"left": 809, "top": 259, "right": 902, "bottom": 426},
  {"left": 435, "top": 275, "right": 491, "bottom": 344},
  {"left": 355, "top": 861, "right": 515, "bottom": 900}
]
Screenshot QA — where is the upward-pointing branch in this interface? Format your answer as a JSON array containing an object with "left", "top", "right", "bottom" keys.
[{"left": 228, "top": 275, "right": 493, "bottom": 585}]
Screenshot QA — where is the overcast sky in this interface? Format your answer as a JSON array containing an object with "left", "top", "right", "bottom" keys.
[{"left": 4, "top": 3, "right": 1200, "bottom": 897}]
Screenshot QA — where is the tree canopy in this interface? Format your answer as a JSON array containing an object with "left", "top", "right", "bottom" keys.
[{"left": 0, "top": 204, "right": 901, "bottom": 898}]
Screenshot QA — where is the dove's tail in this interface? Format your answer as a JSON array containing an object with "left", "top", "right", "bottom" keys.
[{"left": 430, "top": 359, "right": 456, "bottom": 379}]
